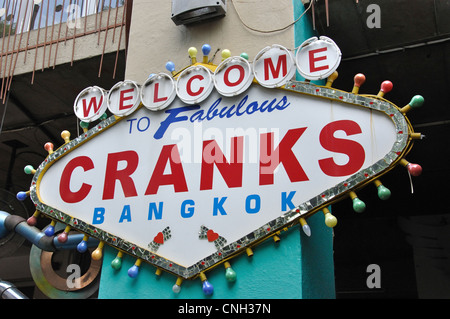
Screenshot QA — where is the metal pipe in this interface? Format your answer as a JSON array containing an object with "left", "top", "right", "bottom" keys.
[
  {"left": 0, "top": 280, "right": 28, "bottom": 299},
  {"left": 0, "top": 210, "right": 98, "bottom": 252}
]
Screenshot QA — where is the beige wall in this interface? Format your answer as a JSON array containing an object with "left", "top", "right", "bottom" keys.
[{"left": 125, "top": 0, "right": 296, "bottom": 83}]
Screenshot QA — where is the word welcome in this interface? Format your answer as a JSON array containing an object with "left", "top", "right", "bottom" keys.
[{"left": 74, "top": 38, "right": 341, "bottom": 122}]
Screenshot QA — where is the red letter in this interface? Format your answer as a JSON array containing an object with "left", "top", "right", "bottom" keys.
[
  {"left": 82, "top": 96, "right": 103, "bottom": 117},
  {"left": 60, "top": 156, "right": 94, "bottom": 203},
  {"left": 224, "top": 65, "right": 245, "bottom": 87},
  {"left": 318, "top": 120, "right": 365, "bottom": 176},
  {"left": 145, "top": 144, "right": 188, "bottom": 195},
  {"left": 119, "top": 88, "right": 135, "bottom": 110},
  {"left": 153, "top": 82, "right": 168, "bottom": 103},
  {"left": 259, "top": 128, "right": 309, "bottom": 185},
  {"left": 186, "top": 74, "right": 205, "bottom": 96},
  {"left": 200, "top": 136, "right": 243, "bottom": 190},
  {"left": 102, "top": 151, "right": 139, "bottom": 200},
  {"left": 309, "top": 47, "right": 328, "bottom": 73},
  {"left": 264, "top": 54, "right": 287, "bottom": 80}
]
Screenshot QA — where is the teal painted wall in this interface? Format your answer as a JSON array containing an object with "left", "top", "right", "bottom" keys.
[
  {"left": 98, "top": 2, "right": 335, "bottom": 299},
  {"left": 98, "top": 213, "right": 335, "bottom": 299}
]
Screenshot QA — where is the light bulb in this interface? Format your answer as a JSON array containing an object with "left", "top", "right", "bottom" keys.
[
  {"left": 353, "top": 73, "right": 366, "bottom": 88},
  {"left": 165, "top": 61, "right": 175, "bottom": 73},
  {"left": 128, "top": 265, "right": 139, "bottom": 278},
  {"left": 225, "top": 267, "right": 237, "bottom": 282},
  {"left": 24, "top": 165, "right": 35, "bottom": 175},
  {"left": 299, "top": 218, "right": 311, "bottom": 237},
  {"left": 377, "top": 185, "right": 391, "bottom": 200},
  {"left": 202, "top": 280, "right": 214, "bottom": 296},
  {"left": 16, "top": 191, "right": 28, "bottom": 201},
  {"left": 111, "top": 256, "right": 122, "bottom": 270},
  {"left": 407, "top": 163, "right": 422, "bottom": 176},
  {"left": 324, "top": 212, "right": 337, "bottom": 228},
  {"left": 172, "top": 284, "right": 181, "bottom": 293},
  {"left": 240, "top": 52, "right": 249, "bottom": 60},
  {"left": 44, "top": 224, "right": 55, "bottom": 236},
  {"left": 77, "top": 240, "right": 88, "bottom": 253},
  {"left": 202, "top": 44, "right": 211, "bottom": 56},
  {"left": 172, "top": 277, "right": 183, "bottom": 293},
  {"left": 409, "top": 95, "right": 424, "bottom": 108},
  {"left": 352, "top": 198, "right": 366, "bottom": 213},
  {"left": 221, "top": 49, "right": 231, "bottom": 61},
  {"left": 57, "top": 232, "right": 68, "bottom": 243},
  {"left": 188, "top": 47, "right": 197, "bottom": 58},
  {"left": 302, "top": 224, "right": 311, "bottom": 237},
  {"left": 91, "top": 242, "right": 104, "bottom": 260}
]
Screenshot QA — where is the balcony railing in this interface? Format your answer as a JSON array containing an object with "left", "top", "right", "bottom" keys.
[{"left": 0, "top": 0, "right": 128, "bottom": 101}]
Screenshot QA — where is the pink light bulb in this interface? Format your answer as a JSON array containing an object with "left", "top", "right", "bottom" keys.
[
  {"left": 353, "top": 73, "right": 366, "bottom": 87},
  {"left": 407, "top": 163, "right": 422, "bottom": 176},
  {"left": 380, "top": 80, "right": 393, "bottom": 93}
]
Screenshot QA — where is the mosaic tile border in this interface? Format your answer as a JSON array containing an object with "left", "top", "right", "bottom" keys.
[{"left": 28, "top": 80, "right": 411, "bottom": 279}]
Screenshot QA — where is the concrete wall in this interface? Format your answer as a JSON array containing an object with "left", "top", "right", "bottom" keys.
[{"left": 125, "top": 0, "right": 296, "bottom": 83}]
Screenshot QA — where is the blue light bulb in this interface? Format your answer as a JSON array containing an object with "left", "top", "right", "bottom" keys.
[
  {"left": 128, "top": 265, "right": 139, "bottom": 278},
  {"left": 44, "top": 225, "right": 55, "bottom": 236},
  {"left": 202, "top": 280, "right": 214, "bottom": 296},
  {"left": 165, "top": 61, "right": 175, "bottom": 73},
  {"left": 77, "top": 240, "right": 88, "bottom": 253},
  {"left": 202, "top": 44, "right": 211, "bottom": 56},
  {"left": 16, "top": 191, "right": 27, "bottom": 201}
]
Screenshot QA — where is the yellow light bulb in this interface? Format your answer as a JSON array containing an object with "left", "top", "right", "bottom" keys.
[
  {"left": 61, "top": 130, "right": 71, "bottom": 143},
  {"left": 221, "top": 49, "right": 231, "bottom": 61},
  {"left": 324, "top": 212, "right": 337, "bottom": 228},
  {"left": 188, "top": 47, "right": 197, "bottom": 64},
  {"left": 91, "top": 241, "right": 104, "bottom": 260}
]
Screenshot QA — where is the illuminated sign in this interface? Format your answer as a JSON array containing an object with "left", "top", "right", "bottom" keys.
[{"left": 22, "top": 37, "right": 424, "bottom": 295}]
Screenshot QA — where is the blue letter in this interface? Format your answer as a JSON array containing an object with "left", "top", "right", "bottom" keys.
[
  {"left": 154, "top": 106, "right": 199, "bottom": 139},
  {"left": 148, "top": 202, "right": 163, "bottom": 220},
  {"left": 126, "top": 118, "right": 137, "bottom": 134},
  {"left": 137, "top": 116, "right": 150, "bottom": 132},
  {"left": 245, "top": 194, "right": 261, "bottom": 214},
  {"left": 93, "top": 207, "right": 105, "bottom": 224},
  {"left": 274, "top": 96, "right": 290, "bottom": 110},
  {"left": 281, "top": 191, "right": 296, "bottom": 211},
  {"left": 213, "top": 197, "right": 227, "bottom": 216},
  {"left": 181, "top": 199, "right": 195, "bottom": 218},
  {"left": 119, "top": 205, "right": 132, "bottom": 223}
]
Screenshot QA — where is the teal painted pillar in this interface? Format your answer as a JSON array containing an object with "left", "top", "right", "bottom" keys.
[
  {"left": 293, "top": 0, "right": 326, "bottom": 85},
  {"left": 97, "top": 2, "right": 335, "bottom": 299},
  {"left": 98, "top": 212, "right": 335, "bottom": 299}
]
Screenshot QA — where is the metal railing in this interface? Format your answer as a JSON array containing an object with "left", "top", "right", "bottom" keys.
[{"left": 0, "top": 0, "right": 128, "bottom": 102}]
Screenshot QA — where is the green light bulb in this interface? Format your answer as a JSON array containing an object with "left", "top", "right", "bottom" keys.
[
  {"left": 377, "top": 185, "right": 391, "bottom": 200},
  {"left": 111, "top": 256, "right": 122, "bottom": 270},
  {"left": 352, "top": 198, "right": 366, "bottom": 213},
  {"left": 409, "top": 95, "right": 424, "bottom": 108},
  {"left": 225, "top": 267, "right": 237, "bottom": 282}
]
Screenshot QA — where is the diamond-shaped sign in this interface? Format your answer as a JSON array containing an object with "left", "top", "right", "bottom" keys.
[
  {"left": 25, "top": 40, "right": 422, "bottom": 282},
  {"left": 29, "top": 80, "right": 412, "bottom": 278}
]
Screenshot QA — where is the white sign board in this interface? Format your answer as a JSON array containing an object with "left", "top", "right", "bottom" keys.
[
  {"left": 32, "top": 82, "right": 409, "bottom": 278},
  {"left": 29, "top": 39, "right": 413, "bottom": 279}
]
